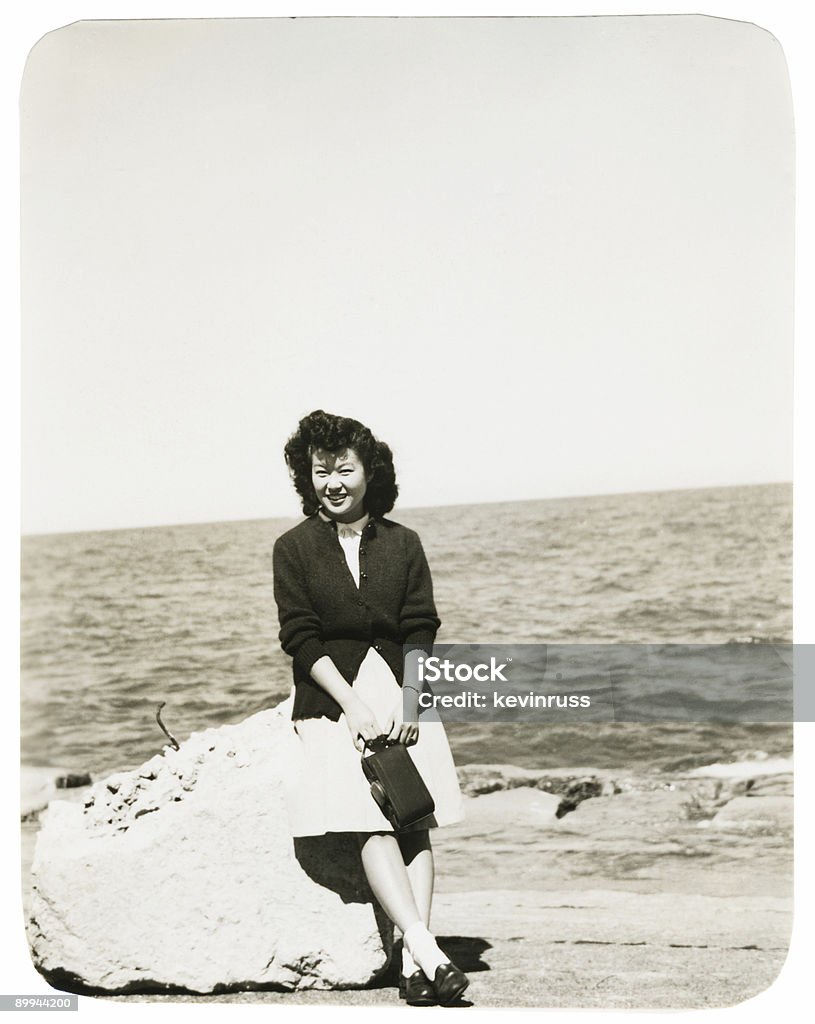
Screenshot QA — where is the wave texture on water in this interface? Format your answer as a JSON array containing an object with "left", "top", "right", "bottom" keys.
[{"left": 21, "top": 483, "right": 792, "bottom": 778}]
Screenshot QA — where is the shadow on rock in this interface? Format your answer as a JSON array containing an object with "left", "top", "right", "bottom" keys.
[
  {"left": 293, "top": 834, "right": 374, "bottom": 903},
  {"left": 293, "top": 833, "right": 393, "bottom": 964}
]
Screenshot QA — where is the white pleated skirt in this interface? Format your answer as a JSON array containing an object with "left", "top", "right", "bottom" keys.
[{"left": 283, "top": 648, "right": 465, "bottom": 837}]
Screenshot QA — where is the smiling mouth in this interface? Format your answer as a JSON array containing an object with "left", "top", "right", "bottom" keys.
[{"left": 326, "top": 494, "right": 347, "bottom": 503}]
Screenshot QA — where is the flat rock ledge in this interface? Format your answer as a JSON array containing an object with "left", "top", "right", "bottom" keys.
[
  {"left": 28, "top": 698, "right": 392, "bottom": 995},
  {"left": 455, "top": 762, "right": 792, "bottom": 822}
]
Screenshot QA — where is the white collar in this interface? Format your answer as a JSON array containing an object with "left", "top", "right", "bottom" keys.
[{"left": 336, "top": 512, "right": 370, "bottom": 538}]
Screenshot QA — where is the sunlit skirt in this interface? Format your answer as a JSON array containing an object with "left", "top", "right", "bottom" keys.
[{"left": 283, "top": 648, "right": 464, "bottom": 837}]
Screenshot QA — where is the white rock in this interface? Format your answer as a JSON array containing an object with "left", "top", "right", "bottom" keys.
[
  {"left": 28, "top": 699, "right": 391, "bottom": 993},
  {"left": 686, "top": 758, "right": 793, "bottom": 779},
  {"left": 709, "top": 795, "right": 793, "bottom": 832},
  {"left": 21, "top": 767, "right": 92, "bottom": 819}
]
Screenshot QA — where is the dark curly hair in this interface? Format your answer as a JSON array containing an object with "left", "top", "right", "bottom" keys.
[{"left": 283, "top": 409, "right": 398, "bottom": 517}]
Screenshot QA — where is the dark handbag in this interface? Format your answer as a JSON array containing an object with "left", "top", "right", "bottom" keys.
[{"left": 361, "top": 736, "right": 435, "bottom": 831}]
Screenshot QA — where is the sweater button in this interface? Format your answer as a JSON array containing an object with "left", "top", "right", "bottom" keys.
[
  {"left": 361, "top": 572, "right": 368, "bottom": 580},
  {"left": 357, "top": 598, "right": 364, "bottom": 606},
  {"left": 374, "top": 644, "right": 382, "bottom": 652}
]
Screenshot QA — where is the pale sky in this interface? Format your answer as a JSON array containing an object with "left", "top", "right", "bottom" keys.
[{"left": 21, "top": 15, "right": 794, "bottom": 534}]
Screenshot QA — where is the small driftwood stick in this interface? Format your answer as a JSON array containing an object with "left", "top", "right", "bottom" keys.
[{"left": 156, "top": 701, "right": 180, "bottom": 751}]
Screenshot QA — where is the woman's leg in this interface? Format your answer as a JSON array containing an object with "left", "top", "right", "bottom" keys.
[
  {"left": 396, "top": 830, "right": 434, "bottom": 979},
  {"left": 357, "top": 830, "right": 468, "bottom": 1003},
  {"left": 357, "top": 831, "right": 452, "bottom": 981},
  {"left": 356, "top": 832, "right": 422, "bottom": 933},
  {"left": 398, "top": 829, "right": 434, "bottom": 927},
  {"left": 355, "top": 830, "right": 435, "bottom": 933}
]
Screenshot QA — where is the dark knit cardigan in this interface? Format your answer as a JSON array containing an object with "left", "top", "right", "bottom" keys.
[{"left": 272, "top": 512, "right": 441, "bottom": 721}]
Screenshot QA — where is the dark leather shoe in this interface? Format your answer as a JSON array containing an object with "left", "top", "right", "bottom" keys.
[
  {"left": 402, "top": 969, "right": 438, "bottom": 1006},
  {"left": 432, "top": 962, "right": 469, "bottom": 1005}
]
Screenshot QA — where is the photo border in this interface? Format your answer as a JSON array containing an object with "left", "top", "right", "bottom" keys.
[{"left": 4, "top": 4, "right": 811, "bottom": 1022}]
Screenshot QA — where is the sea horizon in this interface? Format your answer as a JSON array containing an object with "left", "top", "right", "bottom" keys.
[
  {"left": 20, "top": 478, "right": 793, "bottom": 539},
  {"left": 21, "top": 481, "right": 792, "bottom": 781}
]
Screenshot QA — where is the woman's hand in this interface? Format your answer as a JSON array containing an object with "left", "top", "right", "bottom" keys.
[
  {"left": 343, "top": 696, "right": 382, "bottom": 752},
  {"left": 385, "top": 688, "right": 420, "bottom": 746}
]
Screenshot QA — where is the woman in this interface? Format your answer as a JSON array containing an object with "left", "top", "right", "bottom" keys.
[{"left": 272, "top": 409, "right": 468, "bottom": 1006}]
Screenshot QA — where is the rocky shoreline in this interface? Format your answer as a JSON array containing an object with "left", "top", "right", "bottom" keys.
[{"left": 20, "top": 714, "right": 793, "bottom": 1010}]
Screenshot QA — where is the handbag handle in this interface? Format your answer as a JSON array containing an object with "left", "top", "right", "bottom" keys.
[{"left": 362, "top": 734, "right": 392, "bottom": 755}]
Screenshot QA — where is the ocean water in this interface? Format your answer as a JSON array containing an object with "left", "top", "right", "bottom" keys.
[{"left": 20, "top": 483, "right": 792, "bottom": 780}]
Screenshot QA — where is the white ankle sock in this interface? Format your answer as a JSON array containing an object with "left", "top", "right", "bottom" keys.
[
  {"left": 401, "top": 946, "right": 417, "bottom": 977},
  {"left": 403, "top": 922, "right": 448, "bottom": 980}
]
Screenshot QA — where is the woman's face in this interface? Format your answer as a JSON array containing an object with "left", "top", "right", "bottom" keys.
[{"left": 311, "top": 447, "right": 369, "bottom": 523}]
